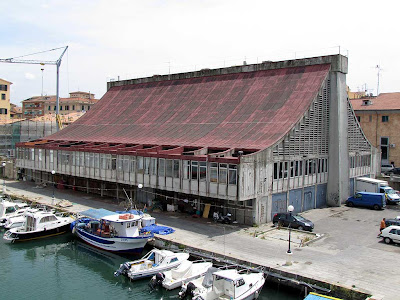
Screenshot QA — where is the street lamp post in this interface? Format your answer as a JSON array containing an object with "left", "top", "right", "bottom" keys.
[
  {"left": 51, "top": 170, "right": 56, "bottom": 205},
  {"left": 2, "top": 162, "right": 6, "bottom": 194},
  {"left": 286, "top": 204, "right": 294, "bottom": 266}
]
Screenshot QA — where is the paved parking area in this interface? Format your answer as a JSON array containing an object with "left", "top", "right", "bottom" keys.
[{"left": 3, "top": 179, "right": 400, "bottom": 299}]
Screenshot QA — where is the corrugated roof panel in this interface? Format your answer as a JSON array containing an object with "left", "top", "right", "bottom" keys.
[{"left": 47, "top": 64, "right": 330, "bottom": 150}]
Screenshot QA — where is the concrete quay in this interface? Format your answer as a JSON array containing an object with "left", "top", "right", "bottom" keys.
[{"left": 3, "top": 180, "right": 397, "bottom": 300}]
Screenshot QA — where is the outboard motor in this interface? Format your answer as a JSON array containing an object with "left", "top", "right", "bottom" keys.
[
  {"left": 179, "top": 282, "right": 196, "bottom": 299},
  {"left": 114, "top": 262, "right": 131, "bottom": 277},
  {"left": 149, "top": 272, "right": 165, "bottom": 289}
]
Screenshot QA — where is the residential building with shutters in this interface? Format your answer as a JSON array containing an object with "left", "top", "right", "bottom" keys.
[
  {"left": 15, "top": 55, "right": 379, "bottom": 225},
  {"left": 350, "top": 92, "right": 400, "bottom": 168},
  {"left": 0, "top": 78, "right": 12, "bottom": 120},
  {"left": 22, "top": 92, "right": 98, "bottom": 118}
]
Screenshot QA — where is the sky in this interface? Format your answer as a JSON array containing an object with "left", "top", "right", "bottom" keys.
[{"left": 1, "top": 0, "right": 399, "bottom": 105}]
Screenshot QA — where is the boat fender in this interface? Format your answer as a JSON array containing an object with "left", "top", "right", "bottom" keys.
[
  {"left": 72, "top": 227, "right": 76, "bottom": 234},
  {"left": 255, "top": 290, "right": 259, "bottom": 299}
]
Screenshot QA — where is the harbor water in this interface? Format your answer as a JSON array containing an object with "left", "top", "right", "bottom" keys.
[{"left": 0, "top": 233, "right": 303, "bottom": 299}]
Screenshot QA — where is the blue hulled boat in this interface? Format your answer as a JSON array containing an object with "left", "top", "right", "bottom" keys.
[{"left": 72, "top": 208, "right": 154, "bottom": 254}]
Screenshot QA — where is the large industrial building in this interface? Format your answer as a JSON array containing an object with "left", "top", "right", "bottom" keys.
[{"left": 15, "top": 55, "right": 379, "bottom": 225}]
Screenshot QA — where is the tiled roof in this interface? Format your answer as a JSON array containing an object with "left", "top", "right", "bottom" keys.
[
  {"left": 44, "top": 64, "right": 330, "bottom": 151},
  {"left": 351, "top": 93, "right": 400, "bottom": 111}
]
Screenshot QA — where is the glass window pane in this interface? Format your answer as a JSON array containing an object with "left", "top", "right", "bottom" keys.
[
  {"left": 191, "top": 161, "right": 198, "bottom": 180},
  {"left": 137, "top": 156, "right": 144, "bottom": 173},
  {"left": 150, "top": 158, "right": 157, "bottom": 175},
  {"left": 166, "top": 159, "right": 173, "bottom": 177},
  {"left": 228, "top": 164, "right": 237, "bottom": 185},
  {"left": 144, "top": 157, "right": 150, "bottom": 174},
  {"left": 173, "top": 160, "right": 180, "bottom": 178},
  {"left": 219, "top": 164, "right": 227, "bottom": 184},
  {"left": 159, "top": 158, "right": 165, "bottom": 176}
]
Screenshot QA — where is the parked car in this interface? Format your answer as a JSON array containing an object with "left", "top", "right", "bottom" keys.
[
  {"left": 381, "top": 164, "right": 395, "bottom": 173},
  {"left": 385, "top": 217, "right": 400, "bottom": 227},
  {"left": 380, "top": 225, "right": 400, "bottom": 244},
  {"left": 346, "top": 192, "right": 386, "bottom": 210},
  {"left": 272, "top": 212, "right": 314, "bottom": 231},
  {"left": 384, "top": 167, "right": 400, "bottom": 175}
]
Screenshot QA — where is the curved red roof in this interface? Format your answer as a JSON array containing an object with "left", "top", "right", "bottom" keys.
[{"left": 48, "top": 64, "right": 330, "bottom": 150}]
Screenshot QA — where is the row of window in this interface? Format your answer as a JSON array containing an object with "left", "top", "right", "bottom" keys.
[
  {"left": 273, "top": 158, "right": 328, "bottom": 180},
  {"left": 357, "top": 115, "right": 389, "bottom": 123},
  {"left": 18, "top": 148, "right": 238, "bottom": 185},
  {"left": 0, "top": 108, "right": 8, "bottom": 114},
  {"left": 47, "top": 105, "right": 90, "bottom": 111},
  {"left": 350, "top": 154, "right": 371, "bottom": 168},
  {"left": 0, "top": 84, "right": 8, "bottom": 91}
]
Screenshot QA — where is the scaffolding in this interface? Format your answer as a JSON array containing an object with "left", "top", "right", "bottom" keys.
[{"left": 0, "top": 119, "right": 58, "bottom": 157}]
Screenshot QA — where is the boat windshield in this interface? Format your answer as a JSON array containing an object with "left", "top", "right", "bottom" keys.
[{"left": 143, "top": 251, "right": 155, "bottom": 261}]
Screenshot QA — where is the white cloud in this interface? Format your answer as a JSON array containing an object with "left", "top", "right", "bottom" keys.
[{"left": 25, "top": 73, "right": 36, "bottom": 80}]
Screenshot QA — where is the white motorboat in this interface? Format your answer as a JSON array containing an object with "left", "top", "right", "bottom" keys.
[
  {"left": 3, "top": 210, "right": 74, "bottom": 243},
  {"left": 114, "top": 248, "right": 190, "bottom": 280},
  {"left": 187, "top": 268, "right": 265, "bottom": 300},
  {"left": 149, "top": 260, "right": 213, "bottom": 290},
  {"left": 0, "top": 199, "right": 29, "bottom": 227},
  {"left": 179, "top": 266, "right": 220, "bottom": 299},
  {"left": 3, "top": 214, "right": 25, "bottom": 229},
  {"left": 72, "top": 208, "right": 154, "bottom": 254},
  {"left": 3, "top": 207, "right": 51, "bottom": 229}
]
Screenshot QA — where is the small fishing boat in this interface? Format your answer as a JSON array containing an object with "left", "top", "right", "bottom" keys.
[
  {"left": 149, "top": 260, "right": 213, "bottom": 290},
  {"left": 3, "top": 210, "right": 74, "bottom": 243},
  {"left": 180, "top": 268, "right": 265, "bottom": 300},
  {"left": 114, "top": 248, "right": 190, "bottom": 280},
  {"left": 72, "top": 208, "right": 154, "bottom": 254}
]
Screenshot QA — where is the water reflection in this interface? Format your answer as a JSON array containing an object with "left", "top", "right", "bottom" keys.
[{"left": 1, "top": 234, "right": 302, "bottom": 299}]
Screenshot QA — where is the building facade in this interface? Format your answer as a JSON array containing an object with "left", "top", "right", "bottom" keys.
[
  {"left": 22, "top": 92, "right": 98, "bottom": 118},
  {"left": 351, "top": 93, "right": 400, "bottom": 167},
  {"left": 16, "top": 55, "right": 378, "bottom": 225},
  {"left": 0, "top": 78, "right": 12, "bottom": 120}
]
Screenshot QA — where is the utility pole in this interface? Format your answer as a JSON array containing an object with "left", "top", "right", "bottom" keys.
[
  {"left": 0, "top": 46, "right": 68, "bottom": 131},
  {"left": 376, "top": 65, "right": 383, "bottom": 96}
]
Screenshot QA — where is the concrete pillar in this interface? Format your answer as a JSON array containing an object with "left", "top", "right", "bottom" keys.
[
  {"left": 254, "top": 196, "right": 268, "bottom": 224},
  {"left": 327, "top": 57, "right": 349, "bottom": 206},
  {"left": 116, "top": 183, "right": 119, "bottom": 200},
  {"left": 100, "top": 182, "right": 104, "bottom": 197},
  {"left": 86, "top": 179, "right": 89, "bottom": 194}
]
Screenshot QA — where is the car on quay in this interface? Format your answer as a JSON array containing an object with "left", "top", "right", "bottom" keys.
[
  {"left": 385, "top": 217, "right": 400, "bottom": 227},
  {"left": 272, "top": 212, "right": 314, "bottom": 231},
  {"left": 380, "top": 225, "right": 400, "bottom": 244},
  {"left": 381, "top": 164, "right": 395, "bottom": 173},
  {"left": 346, "top": 192, "right": 386, "bottom": 210},
  {"left": 384, "top": 167, "right": 400, "bottom": 176}
]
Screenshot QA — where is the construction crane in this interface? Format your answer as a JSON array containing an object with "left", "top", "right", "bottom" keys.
[{"left": 0, "top": 46, "right": 68, "bottom": 131}]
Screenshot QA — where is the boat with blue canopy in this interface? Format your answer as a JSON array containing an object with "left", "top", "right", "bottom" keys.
[{"left": 71, "top": 208, "right": 154, "bottom": 254}]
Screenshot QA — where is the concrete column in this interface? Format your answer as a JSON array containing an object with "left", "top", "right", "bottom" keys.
[
  {"left": 86, "top": 179, "right": 89, "bottom": 194},
  {"left": 254, "top": 196, "right": 268, "bottom": 224},
  {"left": 101, "top": 182, "right": 104, "bottom": 197},
  {"left": 327, "top": 66, "right": 349, "bottom": 206}
]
